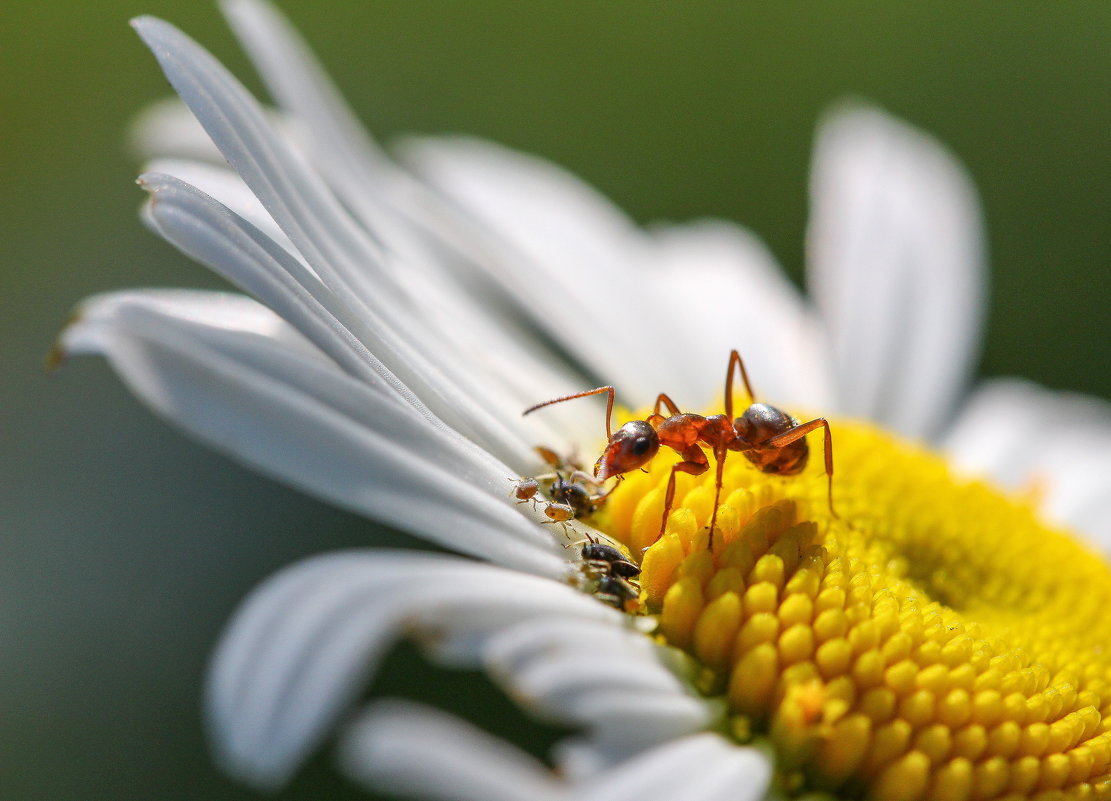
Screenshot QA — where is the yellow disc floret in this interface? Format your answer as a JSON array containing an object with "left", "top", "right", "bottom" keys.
[{"left": 591, "top": 417, "right": 1111, "bottom": 801}]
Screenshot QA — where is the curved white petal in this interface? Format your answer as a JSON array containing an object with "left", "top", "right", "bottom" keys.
[
  {"left": 339, "top": 701, "right": 564, "bottom": 801},
  {"left": 133, "top": 17, "right": 540, "bottom": 468},
  {"left": 649, "top": 219, "right": 833, "bottom": 410},
  {"left": 130, "top": 95, "right": 304, "bottom": 166},
  {"left": 137, "top": 170, "right": 551, "bottom": 460},
  {"left": 138, "top": 172, "right": 427, "bottom": 409},
  {"left": 340, "top": 702, "right": 770, "bottom": 801},
  {"left": 944, "top": 378, "right": 1111, "bottom": 549},
  {"left": 207, "top": 552, "right": 613, "bottom": 788},
  {"left": 219, "top": 0, "right": 609, "bottom": 449},
  {"left": 578, "top": 732, "right": 771, "bottom": 801},
  {"left": 477, "top": 617, "right": 712, "bottom": 744},
  {"left": 60, "top": 290, "right": 564, "bottom": 577},
  {"left": 219, "top": 0, "right": 392, "bottom": 175},
  {"left": 58, "top": 288, "right": 317, "bottom": 356},
  {"left": 808, "top": 105, "right": 986, "bottom": 441},
  {"left": 142, "top": 158, "right": 296, "bottom": 255},
  {"left": 131, "top": 16, "right": 384, "bottom": 308},
  {"left": 215, "top": 0, "right": 799, "bottom": 429},
  {"left": 401, "top": 135, "right": 704, "bottom": 402}
]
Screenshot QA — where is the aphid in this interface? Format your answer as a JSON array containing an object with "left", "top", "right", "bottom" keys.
[
  {"left": 593, "top": 574, "right": 641, "bottom": 612},
  {"left": 510, "top": 476, "right": 541, "bottom": 503},
  {"left": 511, "top": 462, "right": 612, "bottom": 542},
  {"left": 513, "top": 447, "right": 611, "bottom": 523},
  {"left": 551, "top": 471, "right": 614, "bottom": 518},
  {"left": 564, "top": 533, "right": 641, "bottom": 609},
  {"left": 549, "top": 475, "right": 594, "bottom": 518},
  {"left": 584, "top": 542, "right": 641, "bottom": 579},
  {"left": 541, "top": 502, "right": 576, "bottom": 525},
  {"left": 524, "top": 350, "right": 835, "bottom": 546},
  {"left": 570, "top": 533, "right": 642, "bottom": 580}
]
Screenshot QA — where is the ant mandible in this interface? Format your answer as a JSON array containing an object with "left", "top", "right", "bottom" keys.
[{"left": 523, "top": 350, "right": 836, "bottom": 547}]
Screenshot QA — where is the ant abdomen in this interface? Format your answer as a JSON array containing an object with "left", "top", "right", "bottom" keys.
[{"left": 733, "top": 402, "right": 809, "bottom": 475}]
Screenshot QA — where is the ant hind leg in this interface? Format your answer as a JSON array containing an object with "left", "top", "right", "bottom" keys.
[
  {"left": 763, "top": 418, "right": 838, "bottom": 520},
  {"left": 724, "top": 350, "right": 758, "bottom": 419}
]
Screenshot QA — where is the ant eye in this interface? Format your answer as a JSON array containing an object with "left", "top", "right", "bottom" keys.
[{"left": 632, "top": 437, "right": 651, "bottom": 456}]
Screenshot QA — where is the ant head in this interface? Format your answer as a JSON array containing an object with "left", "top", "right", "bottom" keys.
[{"left": 595, "top": 420, "right": 659, "bottom": 480}]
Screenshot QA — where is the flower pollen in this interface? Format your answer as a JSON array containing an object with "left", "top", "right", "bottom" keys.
[{"left": 591, "top": 417, "right": 1111, "bottom": 801}]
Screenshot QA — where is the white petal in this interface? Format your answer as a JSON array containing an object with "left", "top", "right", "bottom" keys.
[
  {"left": 212, "top": 2, "right": 631, "bottom": 443},
  {"left": 402, "top": 136, "right": 704, "bottom": 402},
  {"left": 58, "top": 288, "right": 318, "bottom": 357},
  {"left": 219, "top": 0, "right": 392, "bottom": 174},
  {"left": 130, "top": 95, "right": 303, "bottom": 165},
  {"left": 131, "top": 16, "right": 383, "bottom": 306},
  {"left": 133, "top": 18, "right": 541, "bottom": 467},
  {"left": 138, "top": 172, "right": 426, "bottom": 407},
  {"left": 340, "top": 703, "right": 770, "bottom": 801},
  {"left": 483, "top": 617, "right": 703, "bottom": 708},
  {"left": 60, "top": 290, "right": 564, "bottom": 576},
  {"left": 578, "top": 733, "right": 771, "bottom": 801},
  {"left": 648, "top": 219, "right": 833, "bottom": 410},
  {"left": 339, "top": 701, "right": 564, "bottom": 801},
  {"left": 137, "top": 169, "right": 543, "bottom": 464},
  {"left": 469, "top": 617, "right": 714, "bottom": 759},
  {"left": 945, "top": 378, "right": 1111, "bottom": 549},
  {"left": 807, "top": 105, "right": 986, "bottom": 441},
  {"left": 142, "top": 157, "right": 296, "bottom": 255},
  {"left": 207, "top": 552, "right": 603, "bottom": 788},
  {"left": 943, "top": 379, "right": 1048, "bottom": 488}
]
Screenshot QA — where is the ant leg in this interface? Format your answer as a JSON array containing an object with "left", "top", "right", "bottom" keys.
[
  {"left": 568, "top": 469, "right": 604, "bottom": 488},
  {"left": 724, "top": 350, "right": 758, "bottom": 420},
  {"left": 656, "top": 449, "right": 710, "bottom": 542},
  {"left": 763, "top": 418, "right": 837, "bottom": 519},
  {"left": 524, "top": 386, "right": 617, "bottom": 440},
  {"left": 707, "top": 447, "right": 729, "bottom": 549},
  {"left": 653, "top": 393, "right": 682, "bottom": 417}
]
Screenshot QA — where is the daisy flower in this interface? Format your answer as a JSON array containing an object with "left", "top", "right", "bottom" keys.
[{"left": 56, "top": 1, "right": 1111, "bottom": 800}]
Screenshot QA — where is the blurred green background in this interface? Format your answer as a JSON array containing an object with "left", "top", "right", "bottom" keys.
[{"left": 2, "top": 1, "right": 1109, "bottom": 798}]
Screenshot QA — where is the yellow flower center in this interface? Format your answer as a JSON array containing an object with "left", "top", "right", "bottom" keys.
[{"left": 590, "top": 416, "right": 1111, "bottom": 801}]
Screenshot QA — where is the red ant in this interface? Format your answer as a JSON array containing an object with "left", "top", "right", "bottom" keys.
[{"left": 523, "top": 350, "right": 835, "bottom": 547}]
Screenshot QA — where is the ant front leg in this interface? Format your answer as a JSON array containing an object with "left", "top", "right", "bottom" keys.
[
  {"left": 658, "top": 446, "right": 709, "bottom": 542},
  {"left": 763, "top": 418, "right": 837, "bottom": 519}
]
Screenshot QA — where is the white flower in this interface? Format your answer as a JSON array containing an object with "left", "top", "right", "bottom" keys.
[{"left": 57, "top": 1, "right": 1111, "bottom": 800}]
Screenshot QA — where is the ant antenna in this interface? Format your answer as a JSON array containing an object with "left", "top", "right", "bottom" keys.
[{"left": 524, "top": 386, "right": 617, "bottom": 440}]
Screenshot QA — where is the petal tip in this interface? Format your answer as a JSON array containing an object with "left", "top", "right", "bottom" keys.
[
  {"left": 45, "top": 308, "right": 86, "bottom": 373},
  {"left": 129, "top": 15, "right": 160, "bottom": 35},
  {"left": 43, "top": 341, "right": 66, "bottom": 373},
  {"left": 135, "top": 172, "right": 163, "bottom": 195}
]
